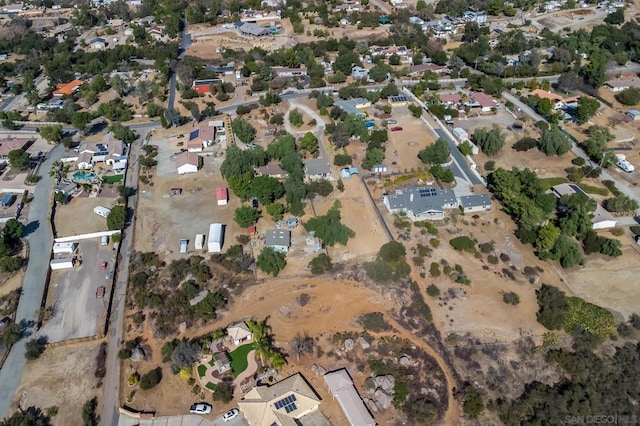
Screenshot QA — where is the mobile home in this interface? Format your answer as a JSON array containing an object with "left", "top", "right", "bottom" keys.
[
  {"left": 207, "top": 223, "right": 224, "bottom": 253},
  {"left": 94, "top": 206, "right": 111, "bottom": 218},
  {"left": 50, "top": 258, "right": 74, "bottom": 270},
  {"left": 52, "top": 242, "right": 77, "bottom": 254}
]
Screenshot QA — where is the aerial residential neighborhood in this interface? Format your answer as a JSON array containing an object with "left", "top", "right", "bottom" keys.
[{"left": 0, "top": 0, "right": 640, "bottom": 425}]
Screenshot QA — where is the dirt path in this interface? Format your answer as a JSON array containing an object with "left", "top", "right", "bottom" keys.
[{"left": 380, "top": 316, "right": 460, "bottom": 425}]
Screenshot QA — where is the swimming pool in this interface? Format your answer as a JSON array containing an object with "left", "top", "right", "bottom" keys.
[{"left": 72, "top": 172, "right": 96, "bottom": 180}]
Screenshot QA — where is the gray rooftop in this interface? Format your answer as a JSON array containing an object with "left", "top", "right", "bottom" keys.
[
  {"left": 386, "top": 185, "right": 457, "bottom": 214},
  {"left": 238, "top": 22, "right": 271, "bottom": 36},
  {"left": 459, "top": 194, "right": 491, "bottom": 208},
  {"left": 304, "top": 158, "right": 331, "bottom": 176},
  {"left": 334, "top": 98, "right": 368, "bottom": 116},
  {"left": 265, "top": 229, "right": 291, "bottom": 247}
]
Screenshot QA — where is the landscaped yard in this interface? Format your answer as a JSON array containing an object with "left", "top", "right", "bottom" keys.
[
  {"left": 197, "top": 364, "right": 207, "bottom": 377},
  {"left": 229, "top": 343, "right": 256, "bottom": 377},
  {"left": 103, "top": 174, "right": 123, "bottom": 184}
]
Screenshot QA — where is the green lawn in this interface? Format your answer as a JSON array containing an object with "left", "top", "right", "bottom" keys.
[
  {"left": 205, "top": 382, "right": 216, "bottom": 390},
  {"left": 197, "top": 364, "right": 207, "bottom": 377},
  {"left": 229, "top": 343, "right": 256, "bottom": 377},
  {"left": 103, "top": 174, "right": 123, "bottom": 184}
]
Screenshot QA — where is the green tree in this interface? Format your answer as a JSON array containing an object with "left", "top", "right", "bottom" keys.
[
  {"left": 266, "top": 203, "right": 285, "bottom": 221},
  {"left": 603, "top": 194, "right": 639, "bottom": 212},
  {"left": 139, "top": 368, "right": 162, "bottom": 390},
  {"left": 408, "top": 104, "right": 423, "bottom": 118},
  {"left": 92, "top": 74, "right": 107, "bottom": 92},
  {"left": 288, "top": 109, "right": 303, "bottom": 127},
  {"left": 604, "top": 7, "right": 624, "bottom": 25},
  {"left": 300, "top": 132, "right": 318, "bottom": 154},
  {"left": 575, "top": 97, "right": 600, "bottom": 124},
  {"left": 228, "top": 172, "right": 253, "bottom": 200},
  {"left": 538, "top": 127, "right": 572, "bottom": 156},
  {"left": 418, "top": 138, "right": 450, "bottom": 164},
  {"left": 582, "top": 51, "right": 608, "bottom": 88},
  {"left": 250, "top": 175, "right": 284, "bottom": 205},
  {"left": 39, "top": 125, "right": 63, "bottom": 143},
  {"left": 309, "top": 253, "right": 332, "bottom": 274},
  {"left": 109, "top": 123, "right": 137, "bottom": 143},
  {"left": 8, "top": 150, "right": 30, "bottom": 170},
  {"left": 615, "top": 87, "right": 640, "bottom": 105},
  {"left": 106, "top": 205, "right": 127, "bottom": 230},
  {"left": 0, "top": 322, "right": 20, "bottom": 347},
  {"left": 234, "top": 206, "right": 260, "bottom": 228},
  {"left": 378, "top": 241, "right": 406, "bottom": 263},
  {"left": 535, "top": 222, "right": 561, "bottom": 253},
  {"left": 4, "top": 218, "right": 24, "bottom": 241},
  {"left": 0, "top": 256, "right": 21, "bottom": 273},
  {"left": 462, "top": 384, "right": 484, "bottom": 418},
  {"left": 256, "top": 247, "right": 286, "bottom": 276},
  {"left": 71, "top": 111, "right": 93, "bottom": 131},
  {"left": 231, "top": 118, "right": 256, "bottom": 143},
  {"left": 0, "top": 407, "right": 50, "bottom": 426},
  {"left": 303, "top": 206, "right": 355, "bottom": 246},
  {"left": 368, "top": 64, "right": 391, "bottom": 82},
  {"left": 473, "top": 125, "right": 505, "bottom": 156},
  {"left": 24, "top": 338, "right": 45, "bottom": 360},
  {"left": 334, "top": 153, "right": 353, "bottom": 167}
]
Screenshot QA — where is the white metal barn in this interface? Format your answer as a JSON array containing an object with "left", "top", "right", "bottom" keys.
[
  {"left": 50, "top": 258, "right": 74, "bottom": 270},
  {"left": 52, "top": 242, "right": 77, "bottom": 254},
  {"left": 208, "top": 223, "right": 224, "bottom": 253}
]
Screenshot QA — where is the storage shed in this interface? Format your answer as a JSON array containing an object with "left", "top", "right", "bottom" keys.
[
  {"left": 208, "top": 223, "right": 224, "bottom": 253},
  {"left": 94, "top": 206, "right": 111, "bottom": 218},
  {"left": 50, "top": 258, "right": 74, "bottom": 270},
  {"left": 53, "top": 242, "right": 77, "bottom": 254},
  {"left": 216, "top": 187, "right": 228, "bottom": 206},
  {"left": 195, "top": 234, "right": 205, "bottom": 250}
]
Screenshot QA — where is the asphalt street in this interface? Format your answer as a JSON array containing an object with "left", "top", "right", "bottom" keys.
[{"left": 0, "top": 144, "right": 65, "bottom": 419}]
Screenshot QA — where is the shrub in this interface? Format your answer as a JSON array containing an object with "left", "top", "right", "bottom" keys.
[
  {"left": 484, "top": 160, "right": 495, "bottom": 171},
  {"left": 487, "top": 255, "right": 498, "bottom": 264},
  {"left": 358, "top": 312, "right": 392, "bottom": 332},
  {"left": 571, "top": 157, "right": 586, "bottom": 166},
  {"left": 503, "top": 292, "right": 520, "bottom": 305},
  {"left": 429, "top": 262, "right": 441, "bottom": 277},
  {"left": 140, "top": 367, "right": 162, "bottom": 390},
  {"left": 449, "top": 236, "right": 476, "bottom": 253},
  {"left": 513, "top": 137, "right": 538, "bottom": 152},
  {"left": 426, "top": 284, "right": 440, "bottom": 297}
]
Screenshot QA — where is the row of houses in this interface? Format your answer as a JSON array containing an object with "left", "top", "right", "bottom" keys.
[{"left": 384, "top": 185, "right": 492, "bottom": 221}]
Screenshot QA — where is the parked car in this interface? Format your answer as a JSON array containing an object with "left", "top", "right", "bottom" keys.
[
  {"left": 100, "top": 262, "right": 107, "bottom": 270},
  {"left": 96, "top": 286, "right": 105, "bottom": 299},
  {"left": 223, "top": 408, "right": 239, "bottom": 422},
  {"left": 189, "top": 403, "right": 212, "bottom": 415},
  {"left": 246, "top": 142, "right": 257, "bottom": 149},
  {"left": 252, "top": 198, "right": 259, "bottom": 209},
  {"left": 390, "top": 126, "right": 403, "bottom": 132},
  {"left": 387, "top": 119, "right": 397, "bottom": 124}
]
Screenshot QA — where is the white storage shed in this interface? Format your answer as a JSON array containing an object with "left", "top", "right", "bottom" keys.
[
  {"left": 52, "top": 242, "right": 77, "bottom": 254},
  {"left": 50, "top": 258, "right": 74, "bottom": 270},
  {"left": 195, "top": 234, "right": 205, "bottom": 250},
  {"left": 208, "top": 223, "right": 224, "bottom": 253}
]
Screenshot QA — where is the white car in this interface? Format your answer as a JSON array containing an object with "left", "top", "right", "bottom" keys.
[
  {"left": 190, "top": 403, "right": 212, "bottom": 415},
  {"left": 223, "top": 408, "right": 239, "bottom": 422}
]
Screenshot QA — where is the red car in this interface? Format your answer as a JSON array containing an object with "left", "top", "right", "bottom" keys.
[{"left": 390, "top": 126, "right": 403, "bottom": 131}]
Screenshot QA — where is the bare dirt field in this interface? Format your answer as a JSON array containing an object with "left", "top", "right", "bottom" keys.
[
  {"left": 0, "top": 269, "right": 23, "bottom": 298},
  {"left": 40, "top": 239, "right": 115, "bottom": 342},
  {"left": 54, "top": 196, "right": 114, "bottom": 237},
  {"left": 12, "top": 340, "right": 103, "bottom": 426}
]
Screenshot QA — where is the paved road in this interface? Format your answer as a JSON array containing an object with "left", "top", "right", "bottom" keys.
[
  {"left": 118, "top": 411, "right": 248, "bottom": 426},
  {"left": 503, "top": 91, "right": 640, "bottom": 215},
  {"left": 168, "top": 22, "right": 191, "bottom": 111},
  {"left": 102, "top": 132, "right": 145, "bottom": 426},
  {"left": 0, "top": 145, "right": 65, "bottom": 419}
]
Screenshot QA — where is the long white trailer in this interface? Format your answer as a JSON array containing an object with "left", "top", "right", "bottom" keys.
[{"left": 208, "top": 223, "right": 224, "bottom": 253}]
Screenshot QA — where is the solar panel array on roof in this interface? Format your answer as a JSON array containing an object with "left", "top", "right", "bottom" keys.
[
  {"left": 418, "top": 188, "right": 437, "bottom": 197},
  {"left": 189, "top": 129, "right": 199, "bottom": 140},
  {"left": 274, "top": 394, "right": 297, "bottom": 413}
]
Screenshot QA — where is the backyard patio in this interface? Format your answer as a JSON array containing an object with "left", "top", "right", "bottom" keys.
[{"left": 196, "top": 343, "right": 258, "bottom": 391}]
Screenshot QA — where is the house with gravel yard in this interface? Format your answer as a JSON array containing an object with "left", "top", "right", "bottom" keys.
[
  {"left": 265, "top": 229, "right": 291, "bottom": 253},
  {"left": 239, "top": 373, "right": 324, "bottom": 426},
  {"left": 551, "top": 183, "right": 617, "bottom": 229},
  {"left": 187, "top": 125, "right": 215, "bottom": 152}
]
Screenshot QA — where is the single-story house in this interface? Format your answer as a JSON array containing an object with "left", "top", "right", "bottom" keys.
[
  {"left": 192, "top": 79, "right": 221, "bottom": 95},
  {"left": 324, "top": 369, "right": 375, "bottom": 426},
  {"left": 206, "top": 64, "right": 236, "bottom": 75},
  {"left": 53, "top": 79, "right": 83, "bottom": 97},
  {"left": 176, "top": 151, "right": 199, "bottom": 175},
  {"left": 303, "top": 158, "right": 331, "bottom": 181},
  {"left": 439, "top": 93, "right": 462, "bottom": 105},
  {"left": 388, "top": 95, "right": 409, "bottom": 107},
  {"left": 370, "top": 45, "right": 409, "bottom": 57},
  {"left": 551, "top": 183, "right": 617, "bottom": 229},
  {"left": 0, "top": 137, "right": 32, "bottom": 162},
  {"left": 351, "top": 66, "right": 369, "bottom": 80},
  {"left": 239, "top": 373, "right": 322, "bottom": 426},
  {"left": 407, "top": 63, "right": 448, "bottom": 76},
  {"left": 236, "top": 22, "right": 271, "bottom": 37},
  {"left": 256, "top": 164, "right": 288, "bottom": 179},
  {"left": 54, "top": 181, "right": 77, "bottom": 197},
  {"left": 626, "top": 110, "right": 640, "bottom": 121},
  {"left": 1, "top": 3, "right": 22, "bottom": 14},
  {"left": 227, "top": 322, "right": 252, "bottom": 345},
  {"left": 187, "top": 126, "right": 215, "bottom": 152},
  {"left": 605, "top": 79, "right": 640, "bottom": 93},
  {"left": 147, "top": 24, "right": 165, "bottom": 40},
  {"left": 272, "top": 66, "right": 307, "bottom": 78},
  {"left": 216, "top": 186, "right": 228, "bottom": 206},
  {"left": 459, "top": 194, "right": 492, "bottom": 213},
  {"left": 74, "top": 132, "right": 126, "bottom": 171},
  {"left": 334, "top": 98, "right": 370, "bottom": 117},
  {"left": 383, "top": 185, "right": 458, "bottom": 221},
  {"left": 265, "top": 229, "right": 291, "bottom": 253},
  {"left": 466, "top": 91, "right": 495, "bottom": 112}
]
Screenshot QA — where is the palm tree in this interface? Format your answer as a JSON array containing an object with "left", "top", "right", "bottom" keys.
[
  {"left": 253, "top": 336, "right": 271, "bottom": 366},
  {"left": 269, "top": 352, "right": 286, "bottom": 370},
  {"left": 48, "top": 160, "right": 61, "bottom": 178}
]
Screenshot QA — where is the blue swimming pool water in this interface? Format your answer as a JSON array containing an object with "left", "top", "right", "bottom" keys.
[{"left": 73, "top": 172, "right": 96, "bottom": 180}]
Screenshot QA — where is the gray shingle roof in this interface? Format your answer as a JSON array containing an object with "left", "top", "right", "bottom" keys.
[
  {"left": 459, "top": 194, "right": 491, "bottom": 208},
  {"left": 304, "top": 158, "right": 330, "bottom": 176},
  {"left": 265, "top": 229, "right": 291, "bottom": 247},
  {"left": 386, "top": 185, "right": 457, "bottom": 215}
]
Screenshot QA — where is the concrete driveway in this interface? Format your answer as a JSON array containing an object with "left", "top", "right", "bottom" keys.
[{"left": 118, "top": 412, "right": 248, "bottom": 426}]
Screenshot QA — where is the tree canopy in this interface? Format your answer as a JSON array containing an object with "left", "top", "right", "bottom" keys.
[
  {"left": 473, "top": 125, "right": 505, "bottom": 156},
  {"left": 303, "top": 205, "right": 355, "bottom": 246},
  {"left": 256, "top": 247, "right": 286, "bottom": 276},
  {"left": 231, "top": 118, "right": 256, "bottom": 143},
  {"left": 538, "top": 127, "right": 573, "bottom": 156},
  {"left": 418, "top": 138, "right": 450, "bottom": 164},
  {"left": 234, "top": 206, "right": 260, "bottom": 228}
]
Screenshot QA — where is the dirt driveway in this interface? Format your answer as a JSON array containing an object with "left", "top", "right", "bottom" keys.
[{"left": 40, "top": 239, "right": 115, "bottom": 342}]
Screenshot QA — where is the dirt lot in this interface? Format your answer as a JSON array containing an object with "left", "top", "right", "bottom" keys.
[
  {"left": 54, "top": 196, "right": 115, "bottom": 237},
  {"left": 12, "top": 340, "right": 103, "bottom": 426},
  {"left": 40, "top": 239, "right": 115, "bottom": 342}
]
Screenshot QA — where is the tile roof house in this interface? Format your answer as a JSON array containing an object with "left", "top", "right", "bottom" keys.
[
  {"left": 238, "top": 373, "right": 322, "bottom": 426},
  {"left": 227, "top": 322, "right": 252, "bottom": 345},
  {"left": 303, "top": 158, "right": 331, "bottom": 181},
  {"left": 383, "top": 185, "right": 458, "bottom": 221},
  {"left": 529, "top": 89, "right": 581, "bottom": 110},
  {"left": 256, "top": 164, "right": 288, "bottom": 179},
  {"left": 176, "top": 151, "right": 199, "bottom": 175},
  {"left": 53, "top": 79, "right": 83, "bottom": 96},
  {"left": 265, "top": 229, "right": 291, "bottom": 253},
  {"left": 439, "top": 93, "right": 462, "bottom": 105},
  {"left": 0, "top": 137, "right": 32, "bottom": 161},
  {"left": 74, "top": 132, "right": 126, "bottom": 171},
  {"left": 324, "top": 369, "right": 375, "bottom": 426},
  {"left": 466, "top": 91, "right": 495, "bottom": 112},
  {"left": 187, "top": 126, "right": 215, "bottom": 152},
  {"left": 605, "top": 78, "right": 640, "bottom": 92},
  {"left": 408, "top": 63, "right": 449, "bottom": 76}
]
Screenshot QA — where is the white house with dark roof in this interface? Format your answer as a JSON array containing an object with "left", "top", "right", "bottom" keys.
[
  {"left": 303, "top": 158, "right": 331, "bottom": 181},
  {"left": 383, "top": 185, "right": 458, "bottom": 221},
  {"left": 272, "top": 66, "right": 307, "bottom": 78},
  {"left": 459, "top": 194, "right": 492, "bottom": 213}
]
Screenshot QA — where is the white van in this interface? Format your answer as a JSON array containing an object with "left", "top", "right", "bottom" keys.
[{"left": 101, "top": 235, "right": 109, "bottom": 246}]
